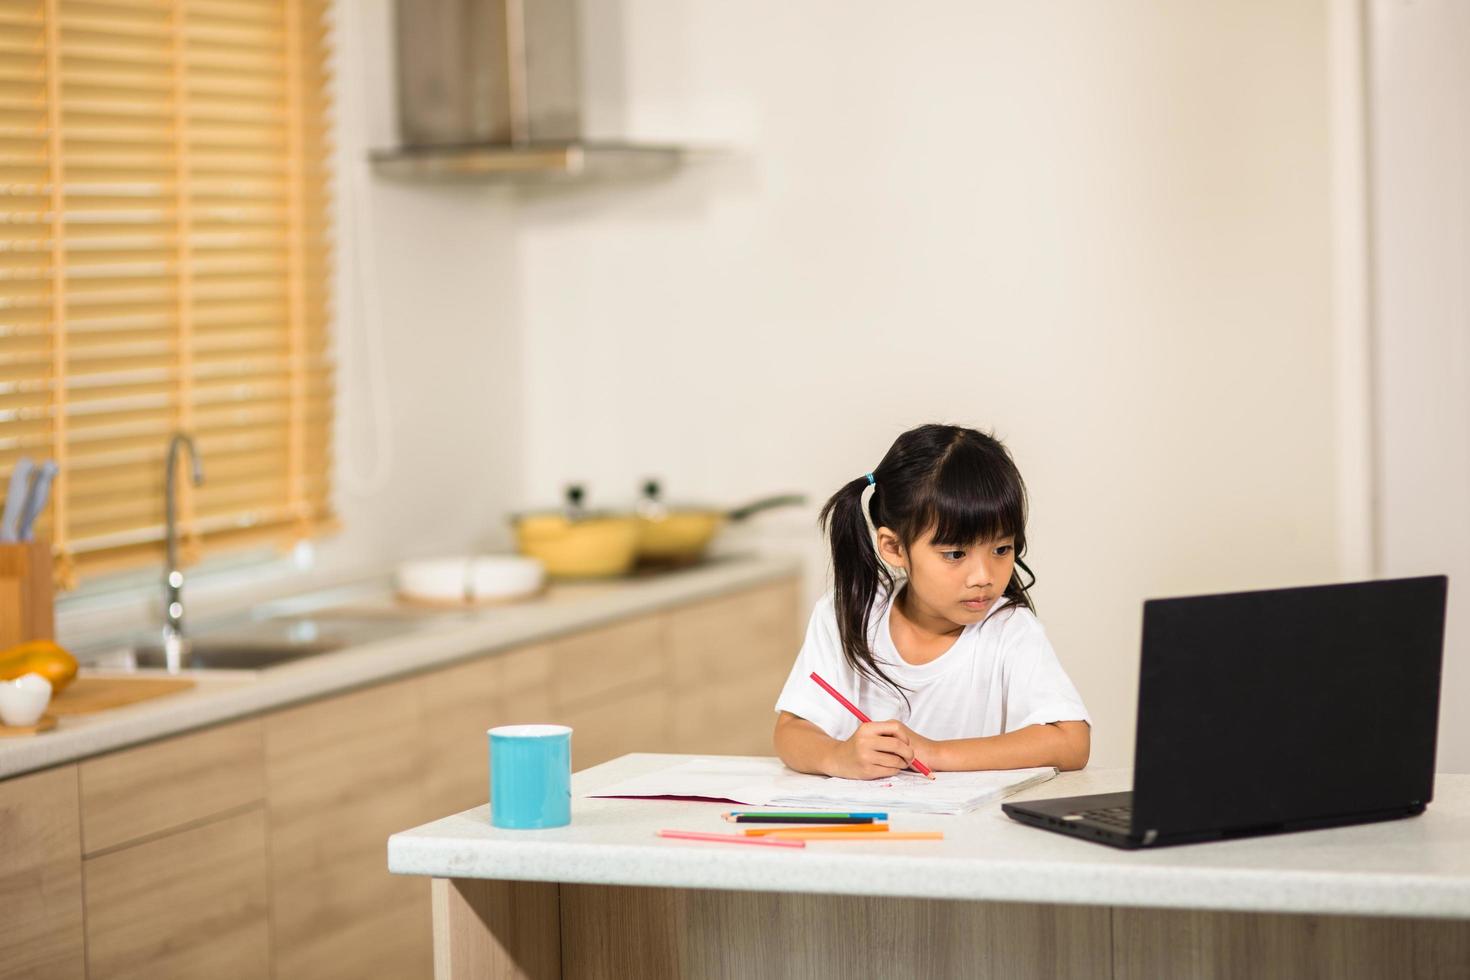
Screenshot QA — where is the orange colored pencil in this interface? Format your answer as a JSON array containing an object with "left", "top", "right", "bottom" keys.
[
  {"left": 765, "top": 830, "right": 944, "bottom": 841},
  {"left": 744, "top": 823, "right": 890, "bottom": 836},
  {"left": 657, "top": 829, "right": 806, "bottom": 848}
]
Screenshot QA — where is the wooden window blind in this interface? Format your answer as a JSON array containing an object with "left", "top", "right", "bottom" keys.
[{"left": 0, "top": 0, "right": 334, "bottom": 587}]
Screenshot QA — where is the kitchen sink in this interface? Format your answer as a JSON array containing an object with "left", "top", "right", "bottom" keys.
[
  {"left": 92, "top": 611, "right": 435, "bottom": 672},
  {"left": 127, "top": 638, "right": 347, "bottom": 671}
]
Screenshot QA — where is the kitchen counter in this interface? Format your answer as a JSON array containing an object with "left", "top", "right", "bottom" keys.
[
  {"left": 390, "top": 754, "right": 1470, "bottom": 978},
  {"left": 390, "top": 753, "right": 1470, "bottom": 921},
  {"left": 0, "top": 555, "right": 801, "bottom": 780}
]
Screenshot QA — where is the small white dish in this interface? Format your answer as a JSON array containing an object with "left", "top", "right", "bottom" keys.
[
  {"left": 467, "top": 555, "right": 545, "bottom": 601},
  {"left": 0, "top": 672, "right": 52, "bottom": 727},
  {"left": 397, "top": 555, "right": 546, "bottom": 605}
]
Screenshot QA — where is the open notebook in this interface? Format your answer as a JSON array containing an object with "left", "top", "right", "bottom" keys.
[{"left": 588, "top": 757, "right": 1057, "bottom": 816}]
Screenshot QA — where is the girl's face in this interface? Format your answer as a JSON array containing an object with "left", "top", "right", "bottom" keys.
[{"left": 877, "top": 524, "right": 1016, "bottom": 628}]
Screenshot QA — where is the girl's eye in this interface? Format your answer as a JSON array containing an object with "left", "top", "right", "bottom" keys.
[
  {"left": 941, "top": 550, "right": 965, "bottom": 561},
  {"left": 993, "top": 545, "right": 1013, "bottom": 557}
]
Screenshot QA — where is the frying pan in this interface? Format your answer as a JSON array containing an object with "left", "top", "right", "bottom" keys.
[{"left": 635, "top": 481, "right": 805, "bottom": 563}]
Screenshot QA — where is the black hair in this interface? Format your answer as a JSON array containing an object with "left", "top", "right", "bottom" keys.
[{"left": 818, "top": 424, "right": 1035, "bottom": 701}]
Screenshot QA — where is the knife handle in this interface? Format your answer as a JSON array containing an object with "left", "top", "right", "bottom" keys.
[
  {"left": 0, "top": 457, "right": 35, "bottom": 543},
  {"left": 17, "top": 461, "right": 57, "bottom": 541}
]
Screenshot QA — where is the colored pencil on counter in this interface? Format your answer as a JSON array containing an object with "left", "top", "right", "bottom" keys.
[
  {"left": 724, "top": 815, "right": 876, "bottom": 825},
  {"left": 810, "top": 671, "right": 935, "bottom": 779},
  {"left": 744, "top": 823, "right": 890, "bottom": 836},
  {"left": 765, "top": 830, "right": 945, "bottom": 841},
  {"left": 722, "top": 811, "right": 887, "bottom": 822},
  {"left": 657, "top": 829, "right": 806, "bottom": 849}
]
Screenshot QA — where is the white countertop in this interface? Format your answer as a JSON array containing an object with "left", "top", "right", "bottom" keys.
[
  {"left": 0, "top": 556, "right": 800, "bottom": 780},
  {"left": 388, "top": 753, "right": 1470, "bottom": 920}
]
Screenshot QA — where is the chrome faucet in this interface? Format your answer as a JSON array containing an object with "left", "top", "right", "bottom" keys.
[{"left": 162, "top": 433, "right": 204, "bottom": 671}]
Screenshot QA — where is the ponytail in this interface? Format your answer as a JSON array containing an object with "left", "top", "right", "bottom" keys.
[{"left": 819, "top": 475, "right": 907, "bottom": 702}]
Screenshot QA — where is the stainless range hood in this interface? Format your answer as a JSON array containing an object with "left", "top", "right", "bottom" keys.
[{"left": 372, "top": 0, "right": 685, "bottom": 182}]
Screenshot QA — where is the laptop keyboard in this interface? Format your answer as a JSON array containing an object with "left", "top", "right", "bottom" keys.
[{"left": 1083, "top": 805, "right": 1132, "bottom": 830}]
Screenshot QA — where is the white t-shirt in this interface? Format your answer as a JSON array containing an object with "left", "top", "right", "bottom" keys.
[{"left": 774, "top": 590, "right": 1091, "bottom": 742}]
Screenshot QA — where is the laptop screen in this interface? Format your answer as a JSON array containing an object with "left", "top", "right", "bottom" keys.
[{"left": 1130, "top": 575, "right": 1447, "bottom": 835}]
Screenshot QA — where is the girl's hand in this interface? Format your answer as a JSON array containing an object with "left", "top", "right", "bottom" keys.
[
  {"left": 827, "top": 721, "right": 915, "bottom": 780},
  {"left": 886, "top": 721, "right": 942, "bottom": 773}
]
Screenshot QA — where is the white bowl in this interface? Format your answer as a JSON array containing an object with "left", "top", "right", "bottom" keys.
[
  {"left": 467, "top": 555, "right": 545, "bottom": 601},
  {"left": 0, "top": 672, "right": 52, "bottom": 727},
  {"left": 397, "top": 555, "right": 545, "bottom": 605},
  {"left": 396, "top": 556, "right": 471, "bottom": 601}
]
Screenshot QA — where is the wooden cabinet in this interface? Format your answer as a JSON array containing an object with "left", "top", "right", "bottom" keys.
[
  {"left": 0, "top": 765, "right": 85, "bottom": 980},
  {"left": 79, "top": 718, "right": 264, "bottom": 855},
  {"left": 77, "top": 718, "right": 271, "bottom": 979},
  {"left": 260, "top": 579, "right": 793, "bottom": 979},
  {"left": 0, "top": 574, "right": 801, "bottom": 980},
  {"left": 549, "top": 615, "right": 667, "bottom": 708},
  {"left": 265, "top": 678, "right": 432, "bottom": 980},
  {"left": 83, "top": 809, "right": 270, "bottom": 980},
  {"left": 420, "top": 643, "right": 554, "bottom": 818},
  {"left": 546, "top": 616, "right": 673, "bottom": 770},
  {"left": 667, "top": 581, "right": 802, "bottom": 755},
  {"left": 559, "top": 686, "right": 674, "bottom": 772}
]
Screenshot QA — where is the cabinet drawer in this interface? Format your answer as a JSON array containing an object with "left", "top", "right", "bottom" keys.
[
  {"left": 499, "top": 642, "right": 553, "bottom": 694},
  {"left": 80, "top": 718, "right": 265, "bottom": 855},
  {"left": 673, "top": 669, "right": 784, "bottom": 751},
  {"left": 0, "top": 765, "right": 84, "bottom": 979},
  {"left": 84, "top": 808, "right": 270, "bottom": 980},
  {"left": 668, "top": 579, "right": 801, "bottom": 687},
  {"left": 551, "top": 616, "right": 666, "bottom": 708},
  {"left": 559, "top": 687, "right": 671, "bottom": 771},
  {"left": 420, "top": 646, "right": 556, "bottom": 818},
  {"left": 266, "top": 680, "right": 431, "bottom": 980}
]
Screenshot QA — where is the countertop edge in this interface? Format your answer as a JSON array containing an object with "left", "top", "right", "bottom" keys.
[
  {"left": 384, "top": 835, "right": 1470, "bottom": 919},
  {"left": 388, "top": 834, "right": 1470, "bottom": 922}
]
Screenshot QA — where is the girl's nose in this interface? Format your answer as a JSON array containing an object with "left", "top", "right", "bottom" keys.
[{"left": 966, "top": 561, "right": 993, "bottom": 589}]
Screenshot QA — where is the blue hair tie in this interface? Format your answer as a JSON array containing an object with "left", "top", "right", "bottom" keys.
[{"left": 865, "top": 473, "right": 875, "bottom": 486}]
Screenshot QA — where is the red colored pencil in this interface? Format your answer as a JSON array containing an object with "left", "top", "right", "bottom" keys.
[{"left": 809, "top": 671, "right": 936, "bottom": 779}]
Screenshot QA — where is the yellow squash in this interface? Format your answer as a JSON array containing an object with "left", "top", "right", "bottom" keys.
[{"left": 0, "top": 638, "right": 78, "bottom": 692}]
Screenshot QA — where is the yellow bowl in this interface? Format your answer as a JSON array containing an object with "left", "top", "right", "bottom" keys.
[{"left": 514, "top": 516, "right": 641, "bottom": 578}]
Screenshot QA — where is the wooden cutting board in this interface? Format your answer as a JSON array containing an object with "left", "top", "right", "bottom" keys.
[
  {"left": 49, "top": 676, "right": 197, "bottom": 716},
  {"left": 0, "top": 714, "right": 56, "bottom": 737}
]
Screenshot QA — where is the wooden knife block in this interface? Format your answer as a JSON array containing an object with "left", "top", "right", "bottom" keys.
[{"left": 0, "top": 540, "right": 55, "bottom": 647}]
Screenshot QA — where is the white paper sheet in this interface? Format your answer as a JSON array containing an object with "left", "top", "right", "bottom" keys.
[{"left": 589, "top": 757, "right": 1057, "bottom": 815}]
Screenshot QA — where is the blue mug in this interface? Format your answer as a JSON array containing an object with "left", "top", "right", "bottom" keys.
[{"left": 489, "top": 724, "right": 572, "bottom": 829}]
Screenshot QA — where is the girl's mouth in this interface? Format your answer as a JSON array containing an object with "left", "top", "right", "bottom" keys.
[{"left": 961, "top": 597, "right": 993, "bottom": 610}]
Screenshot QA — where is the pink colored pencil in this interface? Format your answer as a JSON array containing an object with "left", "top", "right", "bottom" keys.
[
  {"left": 657, "top": 829, "right": 806, "bottom": 849},
  {"left": 809, "top": 671, "right": 936, "bottom": 779}
]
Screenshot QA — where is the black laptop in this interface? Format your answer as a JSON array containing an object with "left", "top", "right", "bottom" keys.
[{"left": 1003, "top": 575, "right": 1448, "bottom": 849}]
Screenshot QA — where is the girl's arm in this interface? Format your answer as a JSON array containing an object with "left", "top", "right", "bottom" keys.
[
  {"left": 913, "top": 721, "right": 1091, "bottom": 772},
  {"left": 773, "top": 711, "right": 917, "bottom": 779}
]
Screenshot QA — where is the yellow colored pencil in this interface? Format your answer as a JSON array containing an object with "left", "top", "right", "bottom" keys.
[
  {"left": 743, "top": 823, "right": 890, "bottom": 836},
  {"left": 764, "top": 830, "right": 944, "bottom": 841}
]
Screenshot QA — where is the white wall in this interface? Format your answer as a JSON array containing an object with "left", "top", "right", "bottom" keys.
[
  {"left": 1367, "top": 0, "right": 1470, "bottom": 773},
  {"left": 321, "top": 0, "right": 525, "bottom": 570},
  {"left": 513, "top": 0, "right": 1343, "bottom": 767}
]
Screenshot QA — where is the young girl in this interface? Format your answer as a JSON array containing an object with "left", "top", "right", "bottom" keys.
[{"left": 773, "top": 424, "right": 1091, "bottom": 779}]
